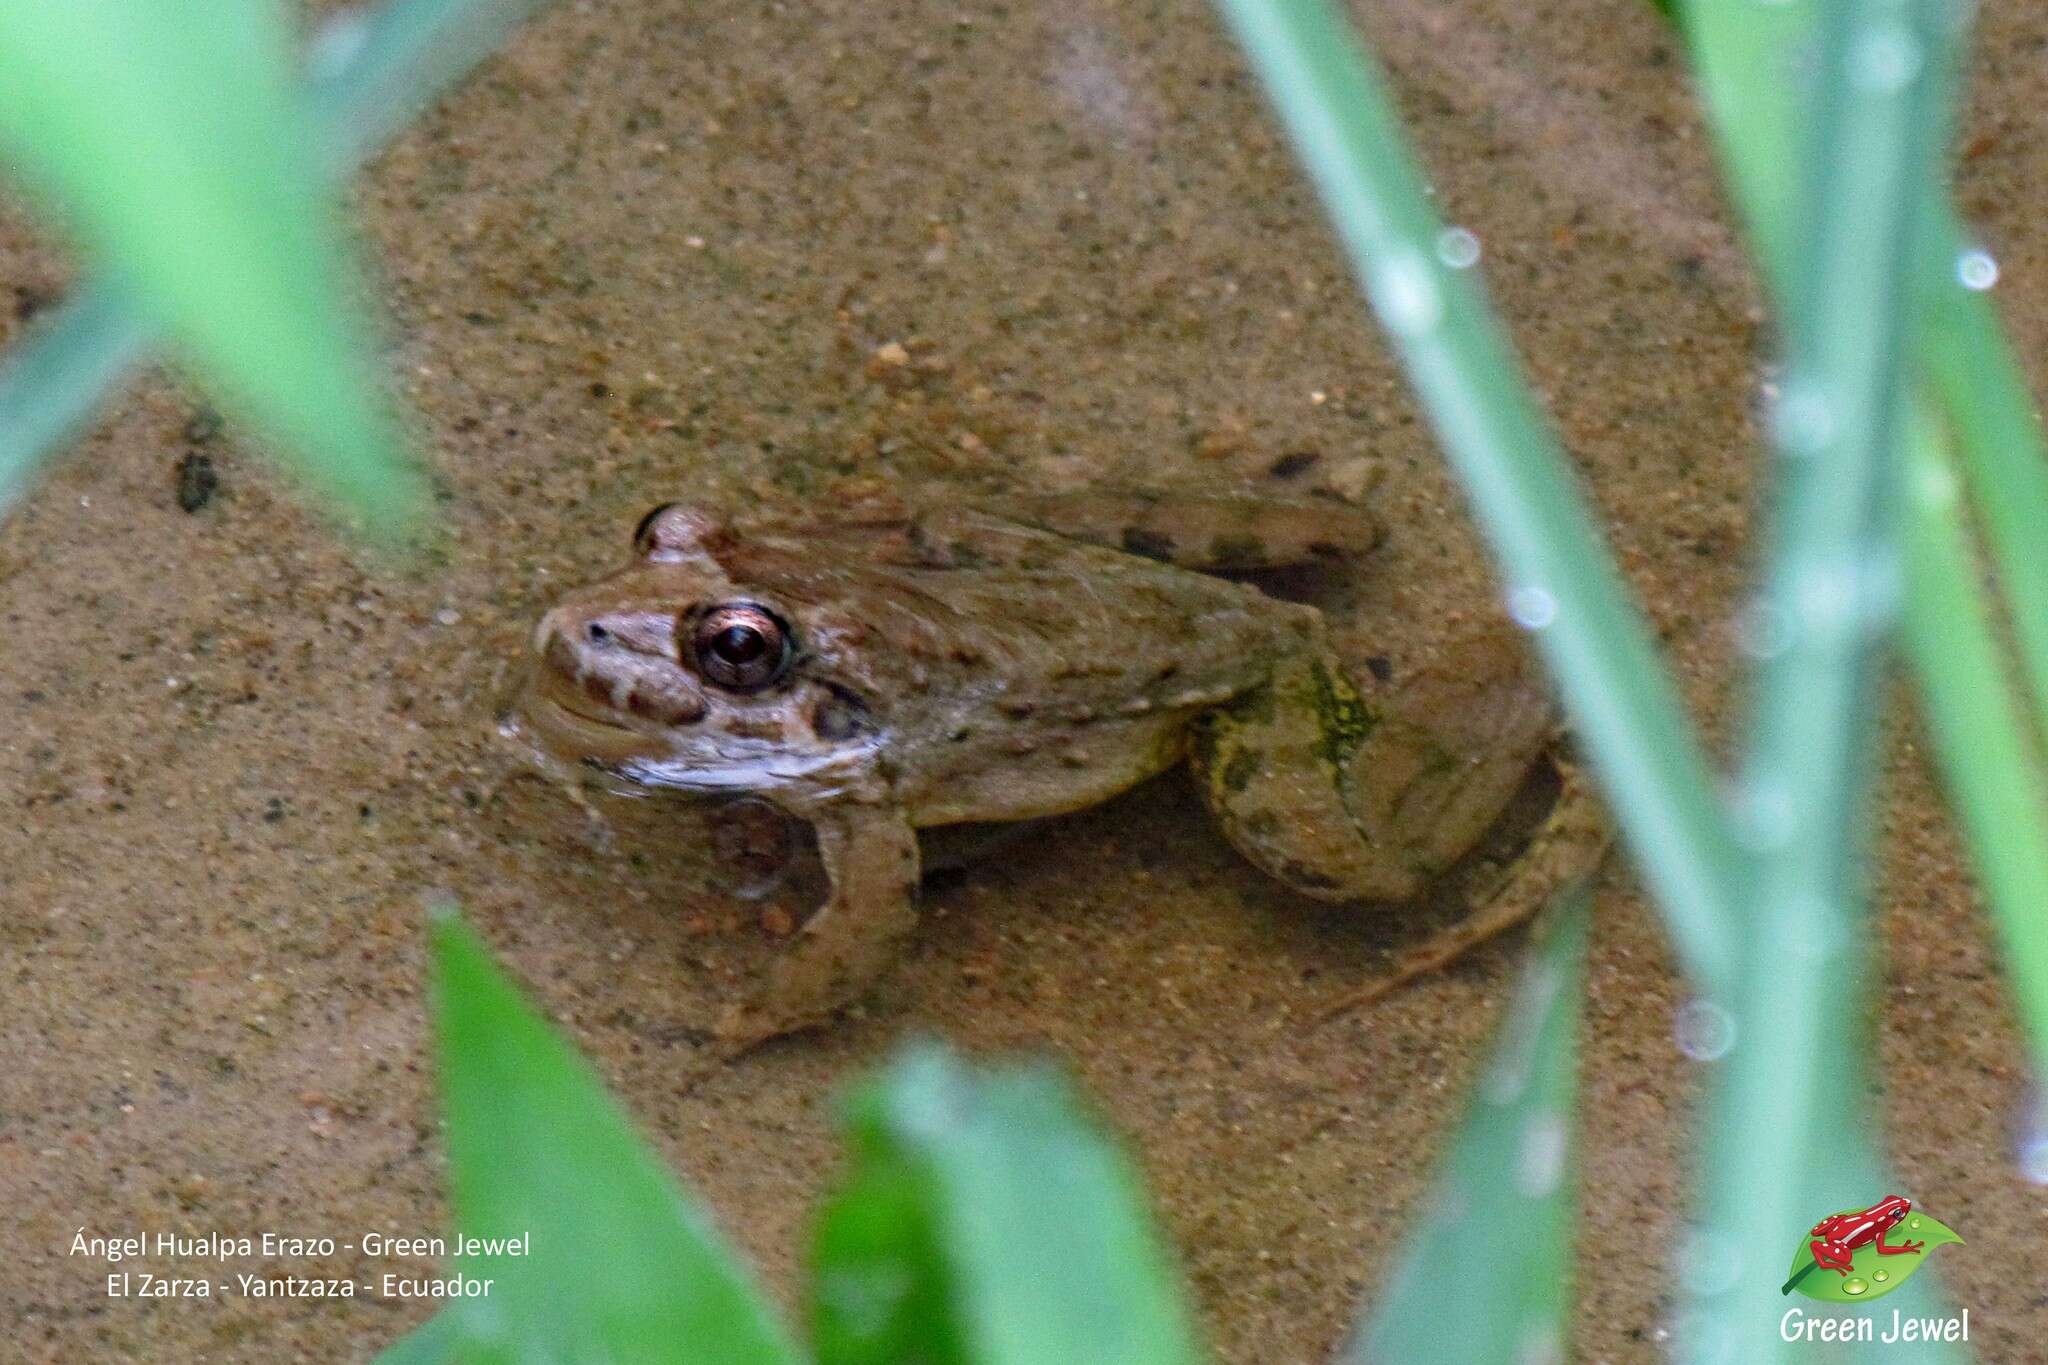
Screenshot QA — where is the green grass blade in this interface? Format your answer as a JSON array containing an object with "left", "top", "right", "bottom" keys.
[
  {"left": 1677, "top": 0, "right": 1974, "bottom": 1357},
  {"left": 304, "top": 0, "right": 556, "bottom": 178},
  {"left": 1673, "top": 0, "right": 1816, "bottom": 298},
  {"left": 0, "top": 281, "right": 153, "bottom": 514},
  {"left": 1901, "top": 416, "right": 2048, "bottom": 1073},
  {"left": 0, "top": 0, "right": 425, "bottom": 533},
  {"left": 1685, "top": 0, "right": 2048, "bottom": 755},
  {"left": 1685, "top": 1, "right": 1955, "bottom": 1359},
  {"left": 1212, "top": 0, "right": 1742, "bottom": 1003},
  {"left": 1345, "top": 896, "right": 1587, "bottom": 1365},
  {"left": 1917, "top": 229, "right": 2048, "bottom": 749},
  {"left": 428, "top": 910, "right": 802, "bottom": 1364},
  {"left": 810, "top": 1041, "right": 1204, "bottom": 1365}
]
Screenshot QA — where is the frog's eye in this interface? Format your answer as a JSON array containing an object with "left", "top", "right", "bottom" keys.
[{"left": 691, "top": 602, "right": 792, "bottom": 692}]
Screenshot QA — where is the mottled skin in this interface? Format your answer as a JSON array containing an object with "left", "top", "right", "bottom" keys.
[{"left": 511, "top": 489, "right": 1607, "bottom": 1043}]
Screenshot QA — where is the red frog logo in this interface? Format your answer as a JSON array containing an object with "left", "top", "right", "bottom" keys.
[
  {"left": 1780, "top": 1193, "right": 1959, "bottom": 1301},
  {"left": 1801, "top": 1195, "right": 1923, "bottom": 1278}
]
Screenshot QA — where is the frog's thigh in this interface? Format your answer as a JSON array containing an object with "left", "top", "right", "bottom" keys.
[
  {"left": 1349, "top": 629, "right": 1557, "bottom": 878},
  {"left": 717, "top": 805, "right": 921, "bottom": 1044},
  {"left": 1190, "top": 630, "right": 1553, "bottom": 902}
]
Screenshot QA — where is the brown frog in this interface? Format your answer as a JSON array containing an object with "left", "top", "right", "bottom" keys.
[{"left": 509, "top": 488, "right": 1607, "bottom": 1044}]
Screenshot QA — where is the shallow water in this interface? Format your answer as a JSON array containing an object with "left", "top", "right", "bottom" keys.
[{"left": 2, "top": 0, "right": 2042, "bottom": 1359}]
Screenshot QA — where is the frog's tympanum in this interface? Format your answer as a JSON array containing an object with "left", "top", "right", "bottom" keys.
[{"left": 511, "top": 488, "right": 1607, "bottom": 1044}]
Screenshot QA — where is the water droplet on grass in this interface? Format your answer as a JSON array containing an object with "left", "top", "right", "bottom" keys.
[
  {"left": 1508, "top": 585, "right": 1557, "bottom": 630},
  {"left": 1435, "top": 226, "right": 1481, "bottom": 270},
  {"left": 1372, "top": 249, "right": 1443, "bottom": 335},
  {"left": 1770, "top": 384, "right": 1835, "bottom": 455},
  {"left": 2018, "top": 1092, "right": 2048, "bottom": 1183},
  {"left": 1851, "top": 27, "right": 1921, "bottom": 92},
  {"left": 1680, "top": 1225, "right": 1743, "bottom": 1297},
  {"left": 1514, "top": 1322, "right": 1563, "bottom": 1365},
  {"left": 1517, "top": 1112, "right": 1568, "bottom": 1197},
  {"left": 1674, "top": 999, "right": 1736, "bottom": 1061},
  {"left": 1735, "top": 600, "right": 1791, "bottom": 659},
  {"left": 1794, "top": 556, "right": 1860, "bottom": 637},
  {"left": 1734, "top": 778, "right": 1797, "bottom": 850},
  {"left": 1957, "top": 248, "right": 1999, "bottom": 290}
]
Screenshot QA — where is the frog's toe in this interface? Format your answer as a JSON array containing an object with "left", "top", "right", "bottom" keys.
[{"left": 713, "top": 991, "right": 816, "bottom": 1050}]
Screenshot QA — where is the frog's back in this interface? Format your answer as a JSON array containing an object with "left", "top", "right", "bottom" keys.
[{"left": 721, "top": 506, "right": 1326, "bottom": 822}]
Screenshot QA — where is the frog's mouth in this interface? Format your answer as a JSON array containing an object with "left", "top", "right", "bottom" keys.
[{"left": 512, "top": 663, "right": 681, "bottom": 769}]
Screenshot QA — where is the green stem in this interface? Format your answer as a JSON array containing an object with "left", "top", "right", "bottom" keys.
[
  {"left": 1901, "top": 414, "right": 2048, "bottom": 1062},
  {"left": 1686, "top": 2, "right": 1954, "bottom": 1359}
]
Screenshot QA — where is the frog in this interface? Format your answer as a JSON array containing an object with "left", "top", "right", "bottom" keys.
[
  {"left": 508, "top": 485, "right": 1609, "bottom": 1045},
  {"left": 1782, "top": 1195, "right": 1924, "bottom": 1293}
]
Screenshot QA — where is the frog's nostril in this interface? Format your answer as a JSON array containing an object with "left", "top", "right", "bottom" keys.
[{"left": 585, "top": 621, "right": 612, "bottom": 645}]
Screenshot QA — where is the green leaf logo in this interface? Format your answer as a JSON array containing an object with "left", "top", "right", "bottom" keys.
[{"left": 1780, "top": 1198, "right": 1963, "bottom": 1303}]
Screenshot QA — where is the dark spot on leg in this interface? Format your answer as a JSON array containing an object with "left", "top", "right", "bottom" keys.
[
  {"left": 1121, "top": 527, "right": 1178, "bottom": 561},
  {"left": 1279, "top": 860, "right": 1341, "bottom": 892},
  {"left": 1209, "top": 534, "right": 1267, "bottom": 568},
  {"left": 1222, "top": 748, "right": 1260, "bottom": 794},
  {"left": 1269, "top": 450, "right": 1320, "bottom": 479}
]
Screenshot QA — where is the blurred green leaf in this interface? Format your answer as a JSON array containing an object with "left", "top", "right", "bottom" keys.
[
  {"left": 811, "top": 1042, "right": 1203, "bottom": 1365},
  {"left": 0, "top": 0, "right": 423, "bottom": 532},
  {"left": 0, "top": 0, "right": 553, "bottom": 526},
  {"left": 1901, "top": 417, "right": 2048, "bottom": 1068},
  {"left": 373, "top": 1308, "right": 462, "bottom": 1365},
  {"left": 1346, "top": 897, "right": 1586, "bottom": 1365},
  {"left": 429, "top": 911, "right": 801, "bottom": 1364},
  {"left": 0, "top": 0, "right": 549, "bottom": 524},
  {"left": 0, "top": 282, "right": 153, "bottom": 517}
]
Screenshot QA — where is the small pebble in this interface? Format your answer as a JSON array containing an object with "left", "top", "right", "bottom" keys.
[
  {"left": 174, "top": 452, "right": 218, "bottom": 512},
  {"left": 1327, "top": 455, "right": 1378, "bottom": 502}
]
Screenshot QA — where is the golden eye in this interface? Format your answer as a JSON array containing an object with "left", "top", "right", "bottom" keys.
[{"left": 691, "top": 602, "right": 791, "bottom": 692}]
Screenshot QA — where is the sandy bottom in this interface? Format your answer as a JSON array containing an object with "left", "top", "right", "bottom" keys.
[{"left": 4, "top": 1, "right": 2044, "bottom": 1360}]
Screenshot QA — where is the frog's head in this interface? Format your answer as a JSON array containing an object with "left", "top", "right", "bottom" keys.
[{"left": 512, "top": 503, "right": 880, "bottom": 802}]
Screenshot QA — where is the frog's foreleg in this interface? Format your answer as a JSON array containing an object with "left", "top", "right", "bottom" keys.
[
  {"left": 715, "top": 804, "right": 921, "bottom": 1046},
  {"left": 1875, "top": 1228, "right": 1925, "bottom": 1256}
]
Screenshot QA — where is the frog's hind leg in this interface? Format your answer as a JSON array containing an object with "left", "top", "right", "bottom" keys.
[
  {"left": 1190, "top": 628, "right": 1609, "bottom": 1009},
  {"left": 715, "top": 805, "right": 922, "bottom": 1047},
  {"left": 1314, "top": 759, "right": 1609, "bottom": 1024}
]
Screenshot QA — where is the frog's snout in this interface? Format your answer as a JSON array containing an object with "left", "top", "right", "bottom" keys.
[{"left": 534, "top": 604, "right": 709, "bottom": 727}]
